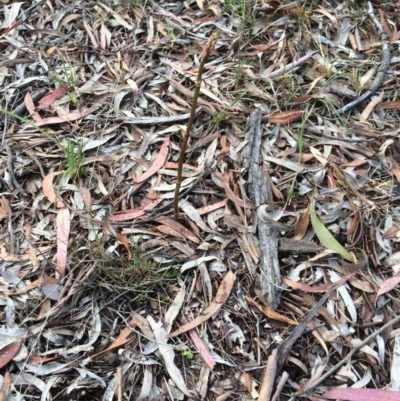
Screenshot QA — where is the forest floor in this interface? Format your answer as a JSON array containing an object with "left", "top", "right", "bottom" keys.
[{"left": 1, "top": 0, "right": 400, "bottom": 400}]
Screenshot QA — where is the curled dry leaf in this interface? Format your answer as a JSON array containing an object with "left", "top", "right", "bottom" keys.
[
  {"left": 375, "top": 274, "right": 400, "bottom": 304},
  {"left": 168, "top": 271, "right": 236, "bottom": 338},
  {"left": 37, "top": 84, "right": 68, "bottom": 110},
  {"left": 282, "top": 273, "right": 356, "bottom": 293},
  {"left": 42, "top": 172, "right": 63, "bottom": 207},
  {"left": 292, "top": 209, "right": 310, "bottom": 240},
  {"left": 268, "top": 110, "right": 303, "bottom": 124},
  {"left": 0, "top": 341, "right": 21, "bottom": 369},
  {"left": 136, "top": 136, "right": 170, "bottom": 183}
]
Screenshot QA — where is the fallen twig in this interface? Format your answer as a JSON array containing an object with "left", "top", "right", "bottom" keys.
[
  {"left": 288, "top": 313, "right": 400, "bottom": 400},
  {"left": 334, "top": 1, "right": 390, "bottom": 115},
  {"left": 255, "top": 52, "right": 317, "bottom": 80}
]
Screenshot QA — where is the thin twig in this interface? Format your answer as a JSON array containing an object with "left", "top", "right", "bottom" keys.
[
  {"left": 117, "top": 367, "right": 122, "bottom": 401},
  {"left": 288, "top": 313, "right": 400, "bottom": 400},
  {"left": 333, "top": 2, "right": 390, "bottom": 115},
  {"left": 173, "top": 33, "right": 217, "bottom": 221},
  {"left": 254, "top": 52, "right": 317, "bottom": 81},
  {"left": 5, "top": 146, "right": 26, "bottom": 195}
]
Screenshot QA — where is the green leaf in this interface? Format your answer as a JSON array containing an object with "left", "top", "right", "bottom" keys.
[{"left": 310, "top": 198, "right": 353, "bottom": 262}]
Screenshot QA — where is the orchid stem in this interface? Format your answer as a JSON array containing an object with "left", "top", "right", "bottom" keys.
[{"left": 173, "top": 34, "right": 216, "bottom": 221}]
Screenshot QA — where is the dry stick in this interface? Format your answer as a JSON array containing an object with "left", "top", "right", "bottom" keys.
[
  {"left": 5, "top": 146, "right": 26, "bottom": 195},
  {"left": 288, "top": 313, "right": 400, "bottom": 400},
  {"left": 333, "top": 1, "right": 390, "bottom": 115},
  {"left": 173, "top": 33, "right": 217, "bottom": 221}
]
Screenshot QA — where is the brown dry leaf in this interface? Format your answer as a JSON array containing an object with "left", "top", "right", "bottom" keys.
[
  {"left": 38, "top": 298, "right": 52, "bottom": 320},
  {"left": 381, "top": 100, "right": 400, "bottom": 109},
  {"left": 168, "top": 271, "right": 236, "bottom": 338},
  {"left": 91, "top": 319, "right": 136, "bottom": 358},
  {"left": 155, "top": 216, "right": 199, "bottom": 243},
  {"left": 292, "top": 209, "right": 309, "bottom": 240},
  {"left": 0, "top": 371, "right": 11, "bottom": 401},
  {"left": 24, "top": 92, "right": 41, "bottom": 122},
  {"left": 245, "top": 296, "right": 298, "bottom": 325},
  {"left": 282, "top": 274, "right": 355, "bottom": 293},
  {"left": 268, "top": 110, "right": 303, "bottom": 124},
  {"left": 42, "top": 172, "right": 62, "bottom": 207},
  {"left": 382, "top": 226, "right": 399, "bottom": 239},
  {"left": 136, "top": 136, "right": 170, "bottom": 183},
  {"left": 116, "top": 232, "right": 132, "bottom": 260}
]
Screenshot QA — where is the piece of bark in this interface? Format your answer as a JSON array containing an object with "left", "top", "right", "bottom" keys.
[
  {"left": 279, "top": 238, "right": 324, "bottom": 253},
  {"left": 242, "top": 108, "right": 281, "bottom": 309},
  {"left": 116, "top": 107, "right": 201, "bottom": 125}
]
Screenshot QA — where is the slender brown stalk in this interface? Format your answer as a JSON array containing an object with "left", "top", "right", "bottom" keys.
[{"left": 173, "top": 34, "right": 217, "bottom": 221}]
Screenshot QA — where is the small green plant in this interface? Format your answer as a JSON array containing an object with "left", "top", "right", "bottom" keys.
[
  {"left": 165, "top": 19, "right": 175, "bottom": 41},
  {"left": 66, "top": 138, "right": 87, "bottom": 181},
  {"left": 225, "top": 0, "right": 248, "bottom": 21},
  {"left": 286, "top": 105, "right": 313, "bottom": 204},
  {"left": 212, "top": 93, "right": 246, "bottom": 126},
  {"left": 99, "top": 246, "right": 178, "bottom": 290},
  {"left": 182, "top": 350, "right": 194, "bottom": 360}
]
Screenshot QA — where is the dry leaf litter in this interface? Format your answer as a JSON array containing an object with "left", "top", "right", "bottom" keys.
[{"left": 1, "top": 0, "right": 400, "bottom": 400}]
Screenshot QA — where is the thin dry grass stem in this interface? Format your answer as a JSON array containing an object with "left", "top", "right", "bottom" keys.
[
  {"left": 258, "top": 348, "right": 277, "bottom": 401},
  {"left": 173, "top": 33, "right": 217, "bottom": 221}
]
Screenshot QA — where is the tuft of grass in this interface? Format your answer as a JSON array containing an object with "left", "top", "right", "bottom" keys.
[
  {"left": 99, "top": 246, "right": 179, "bottom": 291},
  {"left": 66, "top": 138, "right": 88, "bottom": 181},
  {"left": 286, "top": 105, "right": 313, "bottom": 204}
]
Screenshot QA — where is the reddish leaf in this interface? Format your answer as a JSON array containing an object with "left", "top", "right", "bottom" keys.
[
  {"left": 42, "top": 172, "right": 63, "bottom": 207},
  {"left": 109, "top": 198, "right": 163, "bottom": 222},
  {"left": 282, "top": 273, "right": 355, "bottom": 293},
  {"left": 155, "top": 216, "right": 200, "bottom": 243},
  {"left": 27, "top": 355, "right": 57, "bottom": 363},
  {"left": 0, "top": 342, "right": 21, "bottom": 368},
  {"left": 136, "top": 136, "right": 170, "bottom": 183},
  {"left": 37, "top": 84, "right": 68, "bottom": 110},
  {"left": 188, "top": 329, "right": 215, "bottom": 370},
  {"left": 24, "top": 92, "right": 41, "bottom": 122},
  {"left": 56, "top": 207, "right": 70, "bottom": 275},
  {"left": 36, "top": 102, "right": 102, "bottom": 126},
  {"left": 323, "top": 388, "right": 400, "bottom": 401},
  {"left": 382, "top": 226, "right": 399, "bottom": 239},
  {"left": 376, "top": 274, "right": 400, "bottom": 302},
  {"left": 268, "top": 110, "right": 303, "bottom": 124},
  {"left": 379, "top": 9, "right": 393, "bottom": 38}
]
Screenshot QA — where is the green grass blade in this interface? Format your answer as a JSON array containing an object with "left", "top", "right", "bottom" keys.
[{"left": 310, "top": 198, "right": 353, "bottom": 262}]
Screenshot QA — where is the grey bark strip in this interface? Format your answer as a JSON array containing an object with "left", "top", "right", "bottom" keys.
[
  {"left": 243, "top": 108, "right": 281, "bottom": 309},
  {"left": 116, "top": 107, "right": 201, "bottom": 125}
]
